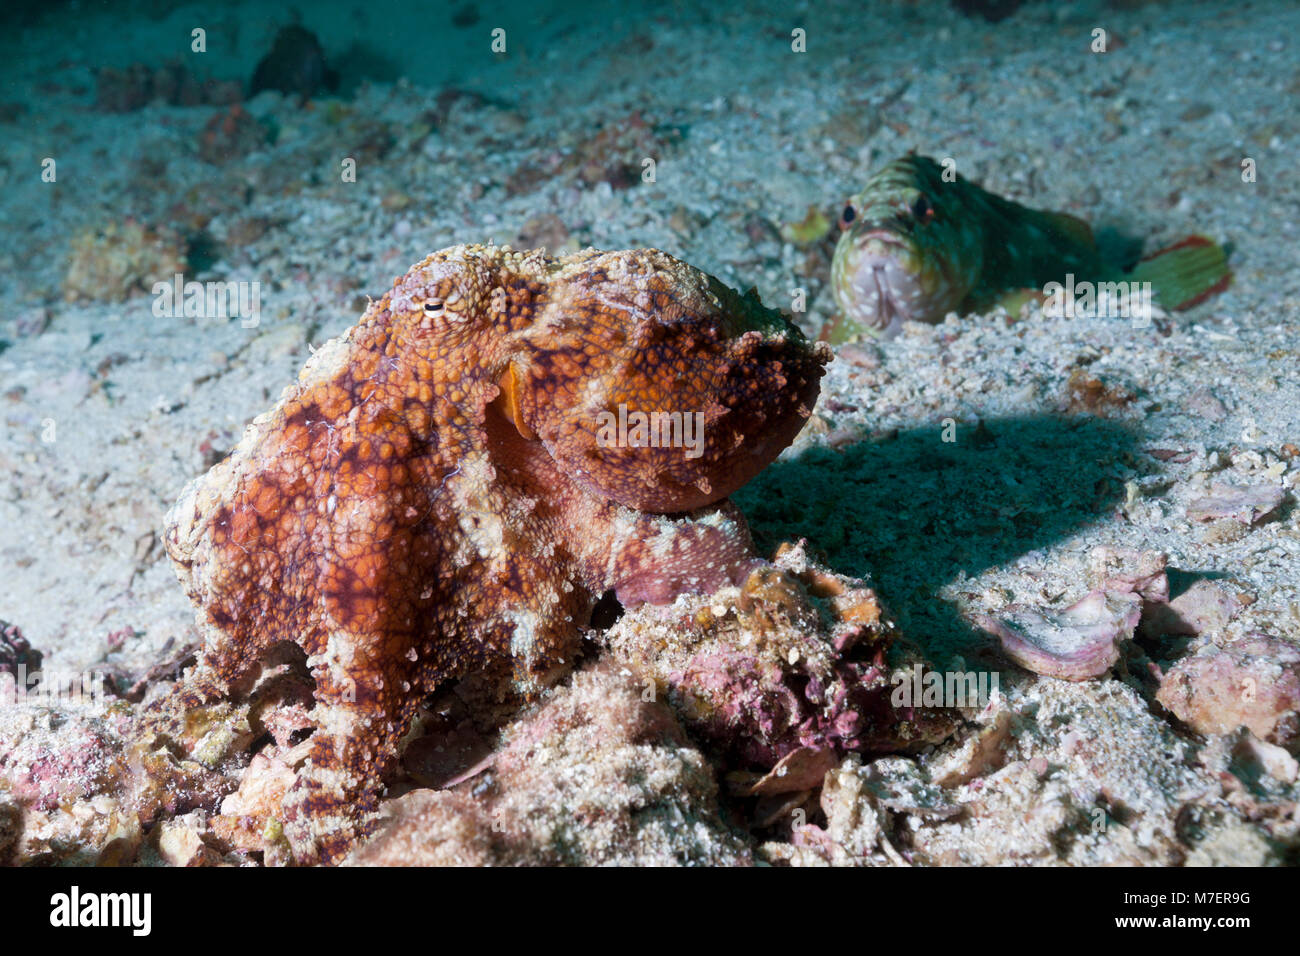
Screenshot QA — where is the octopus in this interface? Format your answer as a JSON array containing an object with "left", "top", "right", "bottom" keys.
[{"left": 161, "top": 244, "right": 830, "bottom": 863}]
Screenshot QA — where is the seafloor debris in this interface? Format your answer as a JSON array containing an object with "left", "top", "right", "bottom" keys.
[
  {"left": 1081, "top": 547, "right": 1249, "bottom": 642},
  {"left": 603, "top": 540, "right": 959, "bottom": 766},
  {"left": 62, "top": 219, "right": 188, "bottom": 303},
  {"left": 197, "top": 104, "right": 268, "bottom": 165},
  {"left": 0, "top": 620, "right": 42, "bottom": 679},
  {"left": 94, "top": 61, "right": 241, "bottom": 113},
  {"left": 506, "top": 111, "right": 682, "bottom": 195},
  {"left": 567, "top": 112, "right": 671, "bottom": 190},
  {"left": 0, "top": 638, "right": 325, "bottom": 865},
  {"left": 1156, "top": 634, "right": 1300, "bottom": 744},
  {"left": 772, "top": 755, "right": 962, "bottom": 866},
  {"left": 1140, "top": 579, "right": 1246, "bottom": 639},
  {"left": 780, "top": 205, "right": 833, "bottom": 248},
  {"left": 744, "top": 746, "right": 840, "bottom": 796},
  {"left": 0, "top": 702, "right": 228, "bottom": 865},
  {"left": 346, "top": 665, "right": 752, "bottom": 866},
  {"left": 1183, "top": 386, "right": 1230, "bottom": 421},
  {"left": 977, "top": 590, "right": 1142, "bottom": 681},
  {"left": 771, "top": 677, "right": 1239, "bottom": 867},
  {"left": 249, "top": 25, "right": 338, "bottom": 99},
  {"left": 1059, "top": 369, "right": 1136, "bottom": 414},
  {"left": 513, "top": 212, "right": 572, "bottom": 253},
  {"left": 11, "top": 306, "right": 50, "bottom": 338},
  {"left": 1186, "top": 482, "right": 1287, "bottom": 525},
  {"left": 1088, "top": 546, "right": 1169, "bottom": 601}
]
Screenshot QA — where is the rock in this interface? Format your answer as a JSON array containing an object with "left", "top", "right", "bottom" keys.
[
  {"left": 1230, "top": 731, "right": 1298, "bottom": 784},
  {"left": 1182, "top": 387, "right": 1229, "bottom": 421},
  {"left": 1184, "top": 821, "right": 1282, "bottom": 866},
  {"left": 858, "top": 756, "right": 959, "bottom": 819},
  {"left": 211, "top": 747, "right": 302, "bottom": 863},
  {"left": 250, "top": 26, "right": 338, "bottom": 99},
  {"left": 788, "top": 759, "right": 888, "bottom": 864},
  {"left": 346, "top": 664, "right": 752, "bottom": 866},
  {"left": 63, "top": 219, "right": 188, "bottom": 303},
  {"left": 1088, "top": 546, "right": 1169, "bottom": 602},
  {"left": 154, "top": 813, "right": 219, "bottom": 866},
  {"left": 929, "top": 706, "right": 1015, "bottom": 787},
  {"left": 0, "top": 703, "right": 229, "bottom": 865},
  {"left": 197, "top": 105, "right": 268, "bottom": 165},
  {"left": 603, "top": 541, "right": 957, "bottom": 767},
  {"left": 1156, "top": 634, "right": 1300, "bottom": 744},
  {"left": 1140, "top": 580, "right": 1246, "bottom": 639}
]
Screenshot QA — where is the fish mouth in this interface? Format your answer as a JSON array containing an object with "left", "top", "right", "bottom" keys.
[
  {"left": 846, "top": 249, "right": 922, "bottom": 338},
  {"left": 857, "top": 228, "right": 910, "bottom": 248}
]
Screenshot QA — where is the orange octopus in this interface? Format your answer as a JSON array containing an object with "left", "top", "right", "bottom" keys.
[{"left": 162, "top": 244, "right": 829, "bottom": 862}]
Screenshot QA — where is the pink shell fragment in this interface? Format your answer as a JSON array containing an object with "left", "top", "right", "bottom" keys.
[
  {"left": 1140, "top": 580, "right": 1245, "bottom": 639},
  {"left": 1156, "top": 634, "right": 1300, "bottom": 744},
  {"left": 1089, "top": 546, "right": 1169, "bottom": 602},
  {"left": 979, "top": 590, "right": 1142, "bottom": 681},
  {"left": 746, "top": 746, "right": 838, "bottom": 796},
  {"left": 1187, "top": 483, "right": 1286, "bottom": 525}
]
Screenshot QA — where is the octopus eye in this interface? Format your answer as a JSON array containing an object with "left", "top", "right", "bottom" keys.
[
  {"left": 911, "top": 195, "right": 934, "bottom": 222},
  {"left": 422, "top": 300, "right": 444, "bottom": 316},
  {"left": 839, "top": 204, "right": 856, "bottom": 229}
]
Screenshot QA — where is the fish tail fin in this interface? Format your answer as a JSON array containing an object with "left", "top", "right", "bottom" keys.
[{"left": 1130, "top": 235, "right": 1231, "bottom": 310}]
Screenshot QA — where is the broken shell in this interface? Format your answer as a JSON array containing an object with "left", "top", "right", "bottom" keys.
[
  {"left": 1187, "top": 483, "right": 1286, "bottom": 525},
  {"left": 745, "top": 745, "right": 838, "bottom": 796},
  {"left": 978, "top": 590, "right": 1142, "bottom": 681},
  {"left": 1088, "top": 546, "right": 1169, "bottom": 602}
]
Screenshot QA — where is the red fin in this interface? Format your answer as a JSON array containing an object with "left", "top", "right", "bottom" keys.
[{"left": 1132, "top": 235, "right": 1232, "bottom": 310}]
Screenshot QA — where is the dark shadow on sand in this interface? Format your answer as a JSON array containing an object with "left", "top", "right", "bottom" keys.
[{"left": 733, "top": 414, "right": 1145, "bottom": 664}]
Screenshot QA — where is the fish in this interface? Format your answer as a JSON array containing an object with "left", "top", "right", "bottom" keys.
[{"left": 825, "top": 154, "right": 1231, "bottom": 342}]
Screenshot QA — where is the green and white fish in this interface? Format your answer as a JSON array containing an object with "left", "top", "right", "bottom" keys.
[{"left": 826, "top": 154, "right": 1231, "bottom": 342}]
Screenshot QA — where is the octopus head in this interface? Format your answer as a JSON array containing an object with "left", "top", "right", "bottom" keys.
[
  {"left": 493, "top": 249, "right": 830, "bottom": 513},
  {"left": 385, "top": 244, "right": 521, "bottom": 345}
]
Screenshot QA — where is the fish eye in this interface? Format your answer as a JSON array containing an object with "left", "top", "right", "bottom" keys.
[
  {"left": 839, "top": 204, "right": 856, "bottom": 230},
  {"left": 911, "top": 195, "right": 934, "bottom": 222}
]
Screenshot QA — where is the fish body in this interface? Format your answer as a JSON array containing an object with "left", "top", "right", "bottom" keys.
[{"left": 828, "top": 155, "right": 1229, "bottom": 341}]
